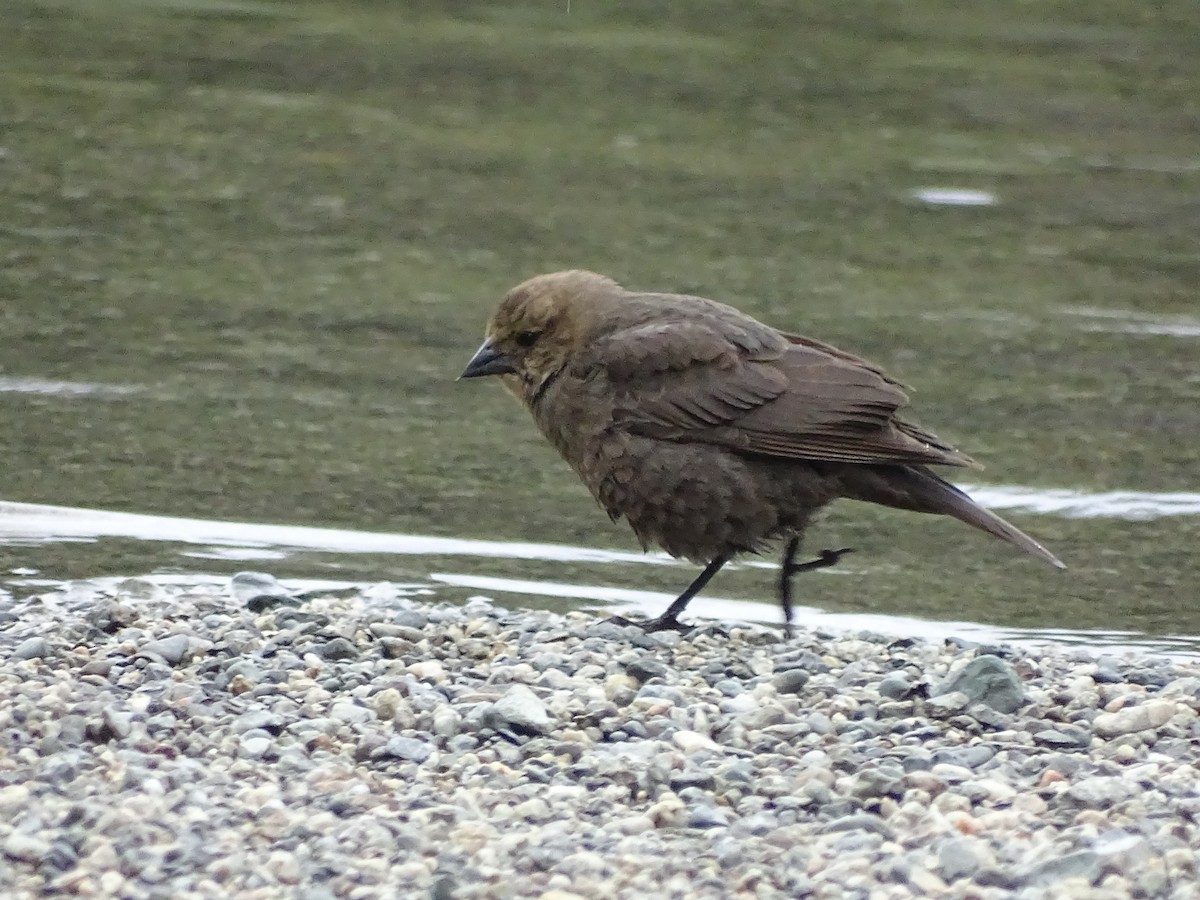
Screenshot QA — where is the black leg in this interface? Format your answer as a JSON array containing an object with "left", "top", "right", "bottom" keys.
[
  {"left": 778, "top": 539, "right": 854, "bottom": 636},
  {"left": 646, "top": 554, "right": 731, "bottom": 632},
  {"left": 606, "top": 554, "right": 731, "bottom": 634}
]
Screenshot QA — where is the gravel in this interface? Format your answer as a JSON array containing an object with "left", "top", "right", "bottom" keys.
[{"left": 1, "top": 575, "right": 1198, "bottom": 898}]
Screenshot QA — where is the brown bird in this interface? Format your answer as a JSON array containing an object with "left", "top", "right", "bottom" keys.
[{"left": 460, "top": 270, "right": 1064, "bottom": 632}]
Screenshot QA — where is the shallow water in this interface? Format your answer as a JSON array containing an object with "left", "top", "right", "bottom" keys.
[
  {"left": 1061, "top": 307, "right": 1200, "bottom": 339},
  {"left": 0, "top": 378, "right": 145, "bottom": 398},
  {"left": 0, "top": 1, "right": 1197, "bottom": 653},
  {"left": 2, "top": 500, "right": 1198, "bottom": 657}
]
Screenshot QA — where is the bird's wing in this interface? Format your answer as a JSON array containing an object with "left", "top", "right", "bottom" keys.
[{"left": 584, "top": 320, "right": 973, "bottom": 467}]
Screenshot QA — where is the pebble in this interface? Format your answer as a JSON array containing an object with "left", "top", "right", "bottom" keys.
[
  {"left": 10, "top": 636, "right": 52, "bottom": 660},
  {"left": 231, "top": 571, "right": 299, "bottom": 611},
  {"left": 238, "top": 733, "right": 273, "bottom": 760},
  {"left": 771, "top": 669, "right": 809, "bottom": 694},
  {"left": 877, "top": 670, "right": 912, "bottom": 699},
  {"left": 318, "top": 637, "right": 359, "bottom": 660},
  {"left": 934, "top": 653, "right": 1025, "bottom": 713},
  {"left": 1093, "top": 699, "right": 1175, "bottom": 737},
  {"left": 378, "top": 735, "right": 435, "bottom": 763},
  {"left": 0, "top": 577, "right": 1197, "bottom": 898},
  {"left": 3, "top": 832, "right": 51, "bottom": 864},
  {"left": 937, "top": 836, "right": 989, "bottom": 880},
  {"left": 490, "top": 684, "right": 552, "bottom": 735},
  {"left": 139, "top": 633, "right": 192, "bottom": 666}
]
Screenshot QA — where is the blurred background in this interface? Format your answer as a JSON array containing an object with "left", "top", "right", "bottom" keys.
[{"left": 1, "top": 0, "right": 1197, "bottom": 650}]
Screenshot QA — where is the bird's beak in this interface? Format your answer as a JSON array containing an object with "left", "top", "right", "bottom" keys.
[{"left": 459, "top": 338, "right": 517, "bottom": 379}]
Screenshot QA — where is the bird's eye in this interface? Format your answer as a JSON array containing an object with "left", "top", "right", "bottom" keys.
[{"left": 515, "top": 330, "right": 540, "bottom": 348}]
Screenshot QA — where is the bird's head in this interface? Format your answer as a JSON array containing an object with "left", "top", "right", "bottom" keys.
[{"left": 459, "top": 270, "right": 621, "bottom": 400}]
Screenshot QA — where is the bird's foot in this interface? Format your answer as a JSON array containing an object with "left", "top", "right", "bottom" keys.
[
  {"left": 777, "top": 546, "right": 855, "bottom": 639},
  {"left": 600, "top": 613, "right": 695, "bottom": 635},
  {"left": 783, "top": 547, "right": 855, "bottom": 577}
]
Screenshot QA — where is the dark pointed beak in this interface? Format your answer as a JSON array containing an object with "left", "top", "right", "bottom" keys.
[{"left": 458, "top": 338, "right": 516, "bottom": 379}]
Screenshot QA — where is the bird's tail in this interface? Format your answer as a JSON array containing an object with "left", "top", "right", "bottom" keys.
[{"left": 838, "top": 464, "right": 1066, "bottom": 570}]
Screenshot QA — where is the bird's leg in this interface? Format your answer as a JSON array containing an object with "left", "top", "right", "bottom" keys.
[
  {"left": 605, "top": 555, "right": 731, "bottom": 634},
  {"left": 778, "top": 538, "right": 855, "bottom": 636},
  {"left": 645, "top": 554, "right": 732, "bottom": 632}
]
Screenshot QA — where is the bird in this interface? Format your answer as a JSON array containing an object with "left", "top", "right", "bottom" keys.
[{"left": 459, "top": 270, "right": 1064, "bottom": 633}]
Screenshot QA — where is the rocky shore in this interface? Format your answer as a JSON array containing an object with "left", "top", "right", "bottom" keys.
[{"left": 1, "top": 576, "right": 1198, "bottom": 899}]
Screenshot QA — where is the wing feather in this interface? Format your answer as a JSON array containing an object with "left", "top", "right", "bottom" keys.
[{"left": 582, "top": 301, "right": 973, "bottom": 468}]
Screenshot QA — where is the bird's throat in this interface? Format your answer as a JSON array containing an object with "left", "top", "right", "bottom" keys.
[{"left": 528, "top": 368, "right": 562, "bottom": 408}]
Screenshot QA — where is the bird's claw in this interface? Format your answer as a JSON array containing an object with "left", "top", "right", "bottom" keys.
[
  {"left": 600, "top": 613, "right": 695, "bottom": 635},
  {"left": 784, "top": 547, "right": 855, "bottom": 577}
]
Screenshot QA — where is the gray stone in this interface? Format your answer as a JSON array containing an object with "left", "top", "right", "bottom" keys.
[
  {"left": 318, "top": 637, "right": 359, "bottom": 660},
  {"left": 1093, "top": 828, "right": 1152, "bottom": 868},
  {"left": 967, "top": 703, "right": 1012, "bottom": 729},
  {"left": 1064, "top": 776, "right": 1135, "bottom": 809},
  {"left": 329, "top": 701, "right": 375, "bottom": 725},
  {"left": 871, "top": 855, "right": 911, "bottom": 884},
  {"left": 101, "top": 707, "right": 132, "bottom": 740},
  {"left": 490, "top": 684, "right": 552, "bottom": 735},
  {"left": 1023, "top": 850, "right": 1102, "bottom": 887},
  {"left": 392, "top": 610, "right": 429, "bottom": 630},
  {"left": 775, "top": 649, "right": 830, "bottom": 673},
  {"left": 1034, "top": 727, "right": 1090, "bottom": 750},
  {"left": 223, "top": 659, "right": 264, "bottom": 683},
  {"left": 11, "top": 637, "right": 52, "bottom": 660},
  {"left": 933, "top": 745, "right": 995, "bottom": 769},
  {"left": 937, "top": 837, "right": 983, "bottom": 880},
  {"left": 86, "top": 707, "right": 132, "bottom": 742},
  {"left": 901, "top": 749, "right": 933, "bottom": 772},
  {"left": 378, "top": 637, "right": 410, "bottom": 658},
  {"left": 935, "top": 655, "right": 1025, "bottom": 713},
  {"left": 377, "top": 736, "right": 434, "bottom": 763},
  {"left": 3, "top": 832, "right": 51, "bottom": 863},
  {"left": 57, "top": 715, "right": 88, "bottom": 744},
  {"left": 86, "top": 600, "right": 138, "bottom": 632},
  {"left": 432, "top": 707, "right": 461, "bottom": 738},
  {"left": 587, "top": 621, "right": 636, "bottom": 641},
  {"left": 625, "top": 657, "right": 667, "bottom": 682},
  {"left": 877, "top": 671, "right": 912, "bottom": 700},
  {"left": 818, "top": 813, "right": 895, "bottom": 840},
  {"left": 367, "top": 622, "right": 406, "bottom": 639},
  {"left": 717, "top": 760, "right": 757, "bottom": 787},
  {"left": 1041, "top": 753, "right": 1089, "bottom": 777},
  {"left": 850, "top": 764, "right": 904, "bottom": 800},
  {"left": 687, "top": 805, "right": 729, "bottom": 829},
  {"left": 670, "top": 769, "right": 717, "bottom": 792},
  {"left": 231, "top": 571, "right": 295, "bottom": 609},
  {"left": 926, "top": 690, "right": 970, "bottom": 715},
  {"left": 974, "top": 867, "right": 1019, "bottom": 889},
  {"left": 232, "top": 710, "right": 284, "bottom": 734},
  {"left": 713, "top": 679, "right": 744, "bottom": 697},
  {"left": 238, "top": 733, "right": 273, "bottom": 760},
  {"left": 1093, "top": 700, "right": 1174, "bottom": 738},
  {"left": 772, "top": 669, "right": 810, "bottom": 695},
  {"left": 141, "top": 634, "right": 192, "bottom": 666},
  {"left": 80, "top": 659, "right": 113, "bottom": 677},
  {"left": 805, "top": 712, "right": 834, "bottom": 735}
]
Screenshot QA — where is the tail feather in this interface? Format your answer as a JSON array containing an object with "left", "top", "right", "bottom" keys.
[{"left": 841, "top": 465, "right": 1066, "bottom": 570}]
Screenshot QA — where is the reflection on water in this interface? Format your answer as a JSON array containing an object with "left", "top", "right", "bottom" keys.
[
  {"left": 963, "top": 486, "right": 1200, "bottom": 520},
  {"left": 909, "top": 188, "right": 997, "bottom": 207},
  {"left": 1062, "top": 307, "right": 1200, "bottom": 339},
  {"left": 0, "top": 377, "right": 144, "bottom": 397},
  {"left": 1, "top": 499, "right": 1198, "bottom": 658},
  {"left": 0, "top": 501, "right": 672, "bottom": 565}
]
